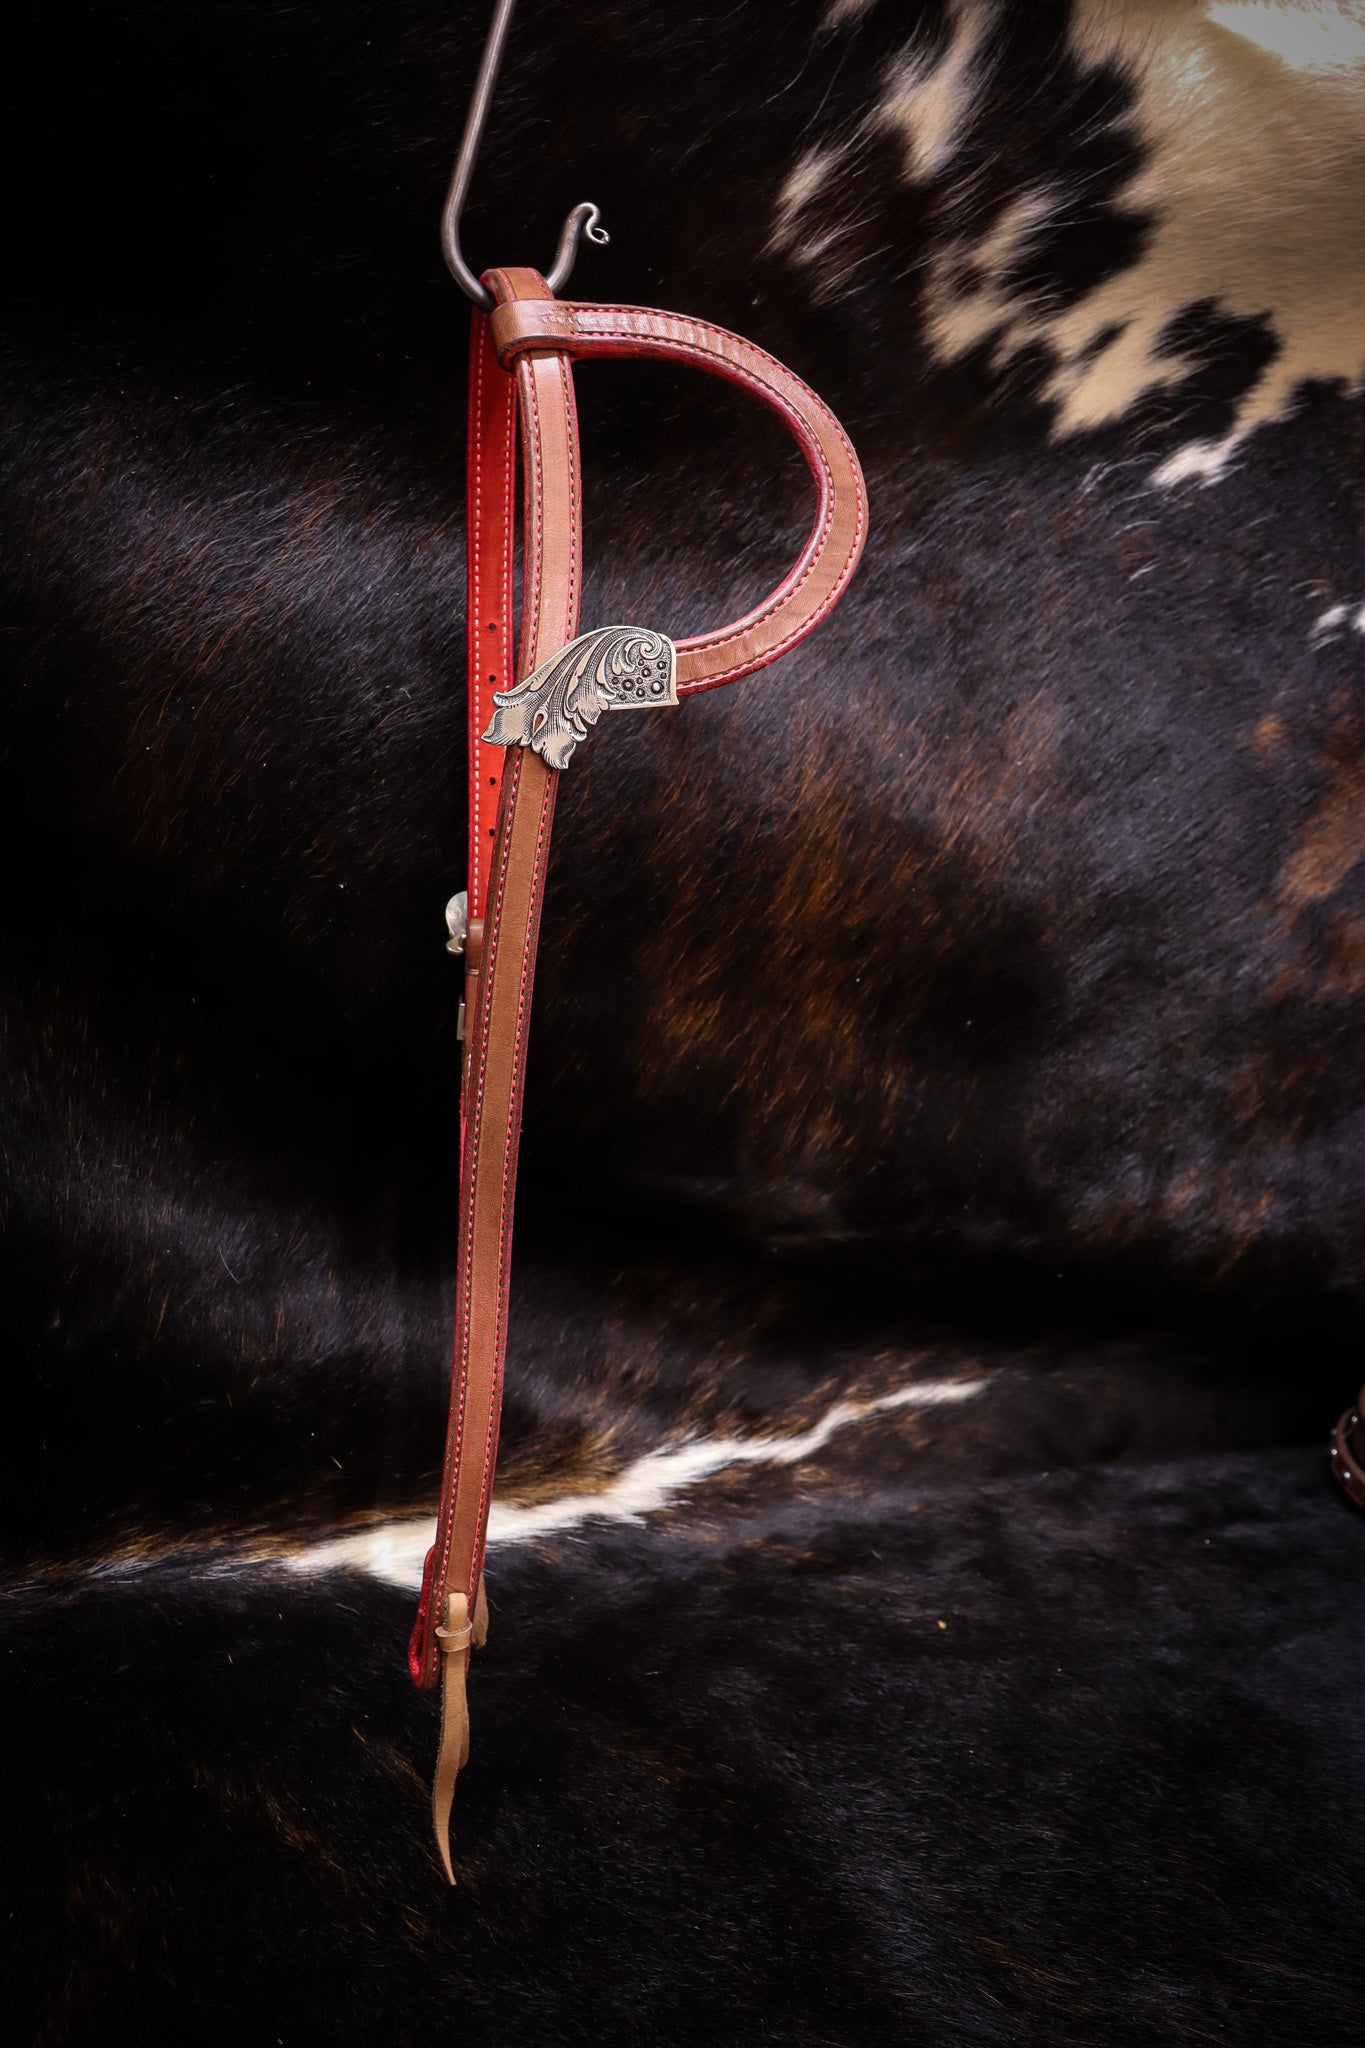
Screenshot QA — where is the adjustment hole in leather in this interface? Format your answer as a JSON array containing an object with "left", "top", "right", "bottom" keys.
[{"left": 575, "top": 357, "right": 811, "bottom": 647}]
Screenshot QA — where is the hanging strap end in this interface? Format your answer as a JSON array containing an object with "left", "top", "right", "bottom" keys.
[{"left": 432, "top": 1591, "right": 475, "bottom": 1885}]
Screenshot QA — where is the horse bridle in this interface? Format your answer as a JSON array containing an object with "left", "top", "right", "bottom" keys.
[{"left": 406, "top": 9, "right": 867, "bottom": 1881}]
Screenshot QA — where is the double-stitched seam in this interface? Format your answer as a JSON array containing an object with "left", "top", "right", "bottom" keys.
[
  {"left": 468, "top": 319, "right": 519, "bottom": 918},
  {"left": 552, "top": 353, "right": 580, "bottom": 648},
  {"left": 472, "top": 759, "right": 556, "bottom": 1596},
  {"left": 468, "top": 347, "right": 578, "bottom": 1598},
  {"left": 496, "top": 303, "right": 862, "bottom": 482},
  {"left": 586, "top": 343, "right": 857, "bottom": 659},
  {"left": 427, "top": 742, "right": 522, "bottom": 1677},
  {"left": 494, "top": 354, "right": 516, "bottom": 837},
  {"left": 494, "top": 312, "right": 866, "bottom": 691},
  {"left": 451, "top": 343, "right": 579, "bottom": 1615},
  {"left": 518, "top": 360, "right": 546, "bottom": 676},
  {"left": 435, "top": 321, "right": 516, "bottom": 1665},
  {"left": 467, "top": 312, "right": 487, "bottom": 905},
  {"left": 423, "top": 323, "right": 566, "bottom": 1681}
]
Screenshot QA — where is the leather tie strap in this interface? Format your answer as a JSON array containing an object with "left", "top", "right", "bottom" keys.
[{"left": 410, "top": 265, "right": 867, "bottom": 1881}]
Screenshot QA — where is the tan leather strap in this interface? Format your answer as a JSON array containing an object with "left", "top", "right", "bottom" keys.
[
  {"left": 431, "top": 1592, "right": 474, "bottom": 1886},
  {"left": 411, "top": 265, "right": 867, "bottom": 1882},
  {"left": 489, "top": 296, "right": 867, "bottom": 692},
  {"left": 410, "top": 269, "right": 579, "bottom": 1879}
]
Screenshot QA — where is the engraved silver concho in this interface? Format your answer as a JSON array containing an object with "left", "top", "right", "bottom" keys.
[{"left": 482, "top": 624, "right": 678, "bottom": 770}]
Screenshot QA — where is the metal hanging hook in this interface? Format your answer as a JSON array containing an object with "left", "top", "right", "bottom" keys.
[{"left": 441, "top": 0, "right": 609, "bottom": 310}]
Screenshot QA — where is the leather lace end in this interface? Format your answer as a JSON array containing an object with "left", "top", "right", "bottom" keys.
[{"left": 430, "top": 1576, "right": 490, "bottom": 1885}]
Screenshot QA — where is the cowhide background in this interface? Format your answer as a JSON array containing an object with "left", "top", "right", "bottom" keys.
[{"left": 3, "top": 2, "right": 1364, "bottom": 2041}]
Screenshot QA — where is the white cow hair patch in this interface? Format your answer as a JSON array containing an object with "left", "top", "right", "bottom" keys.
[
  {"left": 286, "top": 1372, "right": 987, "bottom": 1591},
  {"left": 774, "top": 0, "right": 1365, "bottom": 483}
]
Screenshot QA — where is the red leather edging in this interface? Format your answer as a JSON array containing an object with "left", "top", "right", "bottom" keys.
[{"left": 465, "top": 309, "right": 518, "bottom": 923}]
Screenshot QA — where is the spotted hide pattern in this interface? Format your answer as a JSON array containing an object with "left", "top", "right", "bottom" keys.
[{"left": 2, "top": 3, "right": 1364, "bottom": 2043}]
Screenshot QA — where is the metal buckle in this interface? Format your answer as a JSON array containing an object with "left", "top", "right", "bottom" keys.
[
  {"left": 445, "top": 890, "right": 468, "bottom": 956},
  {"left": 446, "top": 890, "right": 469, "bottom": 1040},
  {"left": 483, "top": 624, "right": 677, "bottom": 769}
]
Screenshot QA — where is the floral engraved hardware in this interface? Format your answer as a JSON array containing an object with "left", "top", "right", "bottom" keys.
[{"left": 483, "top": 624, "right": 678, "bottom": 769}]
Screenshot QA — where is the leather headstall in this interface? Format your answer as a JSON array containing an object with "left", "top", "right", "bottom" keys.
[{"left": 408, "top": 265, "right": 867, "bottom": 1882}]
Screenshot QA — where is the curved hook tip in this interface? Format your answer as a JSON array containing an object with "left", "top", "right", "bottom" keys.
[
  {"left": 545, "top": 202, "right": 610, "bottom": 297},
  {"left": 439, "top": 1, "right": 610, "bottom": 306}
]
